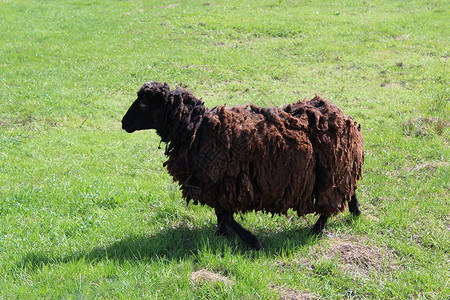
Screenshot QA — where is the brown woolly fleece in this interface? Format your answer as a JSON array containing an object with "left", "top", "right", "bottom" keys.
[{"left": 127, "top": 83, "right": 364, "bottom": 218}]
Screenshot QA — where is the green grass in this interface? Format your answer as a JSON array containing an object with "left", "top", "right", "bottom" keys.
[{"left": 1, "top": 0, "right": 448, "bottom": 298}]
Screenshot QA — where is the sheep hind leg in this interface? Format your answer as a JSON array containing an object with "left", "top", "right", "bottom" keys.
[
  {"left": 220, "top": 211, "right": 262, "bottom": 250},
  {"left": 348, "top": 193, "right": 361, "bottom": 217},
  {"left": 311, "top": 215, "right": 329, "bottom": 236}
]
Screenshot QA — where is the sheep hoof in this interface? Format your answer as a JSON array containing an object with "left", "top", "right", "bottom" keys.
[
  {"left": 216, "top": 228, "right": 230, "bottom": 237},
  {"left": 310, "top": 229, "right": 324, "bottom": 238},
  {"left": 216, "top": 229, "right": 226, "bottom": 236},
  {"left": 234, "top": 227, "right": 262, "bottom": 250},
  {"left": 216, "top": 230, "right": 226, "bottom": 237},
  {"left": 248, "top": 236, "right": 262, "bottom": 250}
]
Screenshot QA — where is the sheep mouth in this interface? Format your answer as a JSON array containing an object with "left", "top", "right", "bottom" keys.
[
  {"left": 121, "top": 121, "right": 136, "bottom": 133},
  {"left": 122, "top": 126, "right": 136, "bottom": 133}
]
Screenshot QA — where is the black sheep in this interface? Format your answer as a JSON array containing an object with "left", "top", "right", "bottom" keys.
[{"left": 122, "top": 82, "right": 364, "bottom": 249}]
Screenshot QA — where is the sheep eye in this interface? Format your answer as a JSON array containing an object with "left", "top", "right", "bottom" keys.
[{"left": 139, "top": 102, "right": 148, "bottom": 110}]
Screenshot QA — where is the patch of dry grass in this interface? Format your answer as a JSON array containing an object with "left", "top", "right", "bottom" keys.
[{"left": 190, "top": 269, "right": 233, "bottom": 286}]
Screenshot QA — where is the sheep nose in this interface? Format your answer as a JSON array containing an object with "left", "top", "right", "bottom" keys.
[{"left": 121, "top": 116, "right": 133, "bottom": 132}]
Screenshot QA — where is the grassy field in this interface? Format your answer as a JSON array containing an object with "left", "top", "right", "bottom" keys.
[{"left": 1, "top": 0, "right": 448, "bottom": 298}]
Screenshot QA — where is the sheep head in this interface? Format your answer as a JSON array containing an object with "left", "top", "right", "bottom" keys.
[{"left": 122, "top": 82, "right": 171, "bottom": 133}]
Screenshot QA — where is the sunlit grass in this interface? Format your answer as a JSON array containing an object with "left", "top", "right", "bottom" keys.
[{"left": 0, "top": 0, "right": 448, "bottom": 298}]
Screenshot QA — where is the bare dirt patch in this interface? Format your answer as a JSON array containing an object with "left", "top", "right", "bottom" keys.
[
  {"left": 190, "top": 269, "right": 233, "bottom": 286},
  {"left": 161, "top": 4, "right": 179, "bottom": 9},
  {"left": 274, "top": 235, "right": 397, "bottom": 279},
  {"left": 270, "top": 284, "right": 318, "bottom": 300},
  {"left": 322, "top": 236, "right": 397, "bottom": 278},
  {"left": 332, "top": 238, "right": 381, "bottom": 266},
  {"left": 407, "top": 161, "right": 449, "bottom": 173},
  {"left": 403, "top": 116, "right": 449, "bottom": 137}
]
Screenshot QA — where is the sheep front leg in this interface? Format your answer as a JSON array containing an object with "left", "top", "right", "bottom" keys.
[
  {"left": 217, "top": 210, "right": 262, "bottom": 250},
  {"left": 311, "top": 215, "right": 329, "bottom": 236},
  {"left": 215, "top": 210, "right": 228, "bottom": 237}
]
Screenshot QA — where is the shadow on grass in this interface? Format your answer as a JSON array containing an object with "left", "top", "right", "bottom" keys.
[{"left": 17, "top": 223, "right": 321, "bottom": 271}]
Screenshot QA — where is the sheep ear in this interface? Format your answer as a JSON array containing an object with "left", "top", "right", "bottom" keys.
[{"left": 164, "top": 83, "right": 171, "bottom": 95}]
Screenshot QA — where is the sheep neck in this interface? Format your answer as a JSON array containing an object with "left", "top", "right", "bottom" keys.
[{"left": 156, "top": 91, "right": 206, "bottom": 156}]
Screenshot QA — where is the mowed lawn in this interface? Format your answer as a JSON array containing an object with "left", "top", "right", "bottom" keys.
[{"left": 0, "top": 0, "right": 448, "bottom": 298}]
